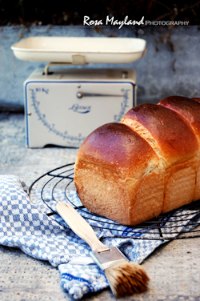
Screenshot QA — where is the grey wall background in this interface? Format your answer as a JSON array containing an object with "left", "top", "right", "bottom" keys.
[{"left": 0, "top": 25, "right": 200, "bottom": 111}]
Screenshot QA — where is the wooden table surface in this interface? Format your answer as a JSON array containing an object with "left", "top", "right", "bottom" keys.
[{"left": 0, "top": 113, "right": 200, "bottom": 301}]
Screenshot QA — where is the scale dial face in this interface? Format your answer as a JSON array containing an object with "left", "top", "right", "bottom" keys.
[{"left": 25, "top": 81, "right": 135, "bottom": 147}]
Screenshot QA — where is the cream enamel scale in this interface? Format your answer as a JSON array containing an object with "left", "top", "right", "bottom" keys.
[
  {"left": 24, "top": 68, "right": 136, "bottom": 147},
  {"left": 12, "top": 37, "right": 146, "bottom": 147}
]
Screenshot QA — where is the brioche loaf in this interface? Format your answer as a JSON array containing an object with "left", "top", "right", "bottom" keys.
[
  {"left": 158, "top": 96, "right": 200, "bottom": 200},
  {"left": 74, "top": 96, "right": 200, "bottom": 225}
]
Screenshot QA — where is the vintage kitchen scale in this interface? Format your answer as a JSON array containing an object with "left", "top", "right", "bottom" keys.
[{"left": 11, "top": 37, "right": 146, "bottom": 148}]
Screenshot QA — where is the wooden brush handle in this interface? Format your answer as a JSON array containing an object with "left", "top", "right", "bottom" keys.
[{"left": 56, "top": 201, "right": 109, "bottom": 252}]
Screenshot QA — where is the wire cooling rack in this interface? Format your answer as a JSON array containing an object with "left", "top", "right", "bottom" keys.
[{"left": 28, "top": 163, "right": 200, "bottom": 240}]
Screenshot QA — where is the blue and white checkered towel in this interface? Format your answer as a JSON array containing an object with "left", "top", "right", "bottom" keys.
[{"left": 0, "top": 175, "right": 199, "bottom": 299}]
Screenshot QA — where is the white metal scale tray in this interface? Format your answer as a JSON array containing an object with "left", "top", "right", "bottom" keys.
[{"left": 11, "top": 37, "right": 146, "bottom": 64}]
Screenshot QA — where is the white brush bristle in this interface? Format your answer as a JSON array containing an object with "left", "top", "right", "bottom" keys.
[{"left": 104, "top": 260, "right": 149, "bottom": 297}]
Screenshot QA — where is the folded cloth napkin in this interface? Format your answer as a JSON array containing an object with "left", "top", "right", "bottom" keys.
[{"left": 0, "top": 175, "right": 199, "bottom": 299}]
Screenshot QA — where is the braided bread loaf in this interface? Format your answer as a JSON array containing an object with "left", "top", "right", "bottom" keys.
[{"left": 74, "top": 96, "right": 200, "bottom": 225}]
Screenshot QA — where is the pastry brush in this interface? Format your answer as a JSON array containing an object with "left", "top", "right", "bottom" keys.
[{"left": 56, "top": 201, "right": 149, "bottom": 297}]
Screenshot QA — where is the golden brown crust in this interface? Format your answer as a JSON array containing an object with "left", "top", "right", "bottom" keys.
[
  {"left": 158, "top": 96, "right": 200, "bottom": 201},
  {"left": 159, "top": 96, "right": 200, "bottom": 141},
  {"left": 74, "top": 122, "right": 162, "bottom": 225},
  {"left": 122, "top": 103, "right": 198, "bottom": 165},
  {"left": 192, "top": 98, "right": 200, "bottom": 103},
  {"left": 77, "top": 122, "right": 157, "bottom": 177}
]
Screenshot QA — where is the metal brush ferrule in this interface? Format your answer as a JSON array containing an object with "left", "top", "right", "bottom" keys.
[{"left": 91, "top": 247, "right": 128, "bottom": 270}]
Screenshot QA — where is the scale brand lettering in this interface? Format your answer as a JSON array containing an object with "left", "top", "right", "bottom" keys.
[{"left": 69, "top": 103, "right": 91, "bottom": 114}]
